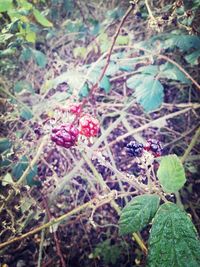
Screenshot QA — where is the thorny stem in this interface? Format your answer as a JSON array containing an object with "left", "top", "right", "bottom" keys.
[
  {"left": 132, "top": 233, "right": 148, "bottom": 255},
  {"left": 158, "top": 54, "right": 200, "bottom": 91},
  {"left": 100, "top": 107, "right": 200, "bottom": 150},
  {"left": 145, "top": 0, "right": 155, "bottom": 19},
  {"left": 0, "top": 135, "right": 49, "bottom": 213},
  {"left": 181, "top": 127, "right": 200, "bottom": 164},
  {"left": 75, "top": 3, "right": 135, "bottom": 118},
  {"left": 17, "top": 135, "right": 49, "bottom": 185},
  {"left": 43, "top": 197, "right": 66, "bottom": 267},
  {"left": 0, "top": 192, "right": 137, "bottom": 250},
  {"left": 37, "top": 227, "right": 46, "bottom": 267},
  {"left": 175, "top": 127, "right": 200, "bottom": 209},
  {"left": 82, "top": 150, "right": 147, "bottom": 254}
]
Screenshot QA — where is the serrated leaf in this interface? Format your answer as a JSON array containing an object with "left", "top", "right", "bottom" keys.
[
  {"left": 119, "top": 194, "right": 160, "bottom": 235},
  {"left": 33, "top": 8, "right": 53, "bottom": 27},
  {"left": 147, "top": 203, "right": 200, "bottom": 267},
  {"left": 133, "top": 76, "right": 164, "bottom": 112},
  {"left": 157, "top": 154, "right": 186, "bottom": 193},
  {"left": 160, "top": 63, "right": 190, "bottom": 83},
  {"left": 99, "top": 75, "right": 111, "bottom": 93}
]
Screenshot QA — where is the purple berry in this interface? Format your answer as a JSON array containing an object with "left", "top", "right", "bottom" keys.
[
  {"left": 51, "top": 123, "right": 79, "bottom": 148},
  {"left": 126, "top": 141, "right": 144, "bottom": 157},
  {"left": 144, "top": 139, "right": 162, "bottom": 157}
]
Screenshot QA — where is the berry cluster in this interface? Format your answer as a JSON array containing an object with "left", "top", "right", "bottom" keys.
[
  {"left": 126, "top": 139, "right": 162, "bottom": 158},
  {"left": 51, "top": 113, "right": 100, "bottom": 149},
  {"left": 126, "top": 141, "right": 144, "bottom": 157},
  {"left": 144, "top": 139, "right": 162, "bottom": 157},
  {"left": 51, "top": 123, "right": 79, "bottom": 148}
]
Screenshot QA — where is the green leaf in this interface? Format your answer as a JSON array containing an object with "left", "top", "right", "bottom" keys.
[
  {"left": 20, "top": 107, "right": 33, "bottom": 120},
  {"left": 126, "top": 74, "right": 145, "bottom": 89},
  {"left": 116, "top": 35, "right": 129, "bottom": 45},
  {"left": 0, "top": 0, "right": 13, "bottom": 12},
  {"left": 185, "top": 50, "right": 200, "bottom": 65},
  {"left": 127, "top": 75, "right": 164, "bottom": 113},
  {"left": 93, "top": 240, "right": 123, "bottom": 265},
  {"left": 147, "top": 203, "right": 200, "bottom": 267},
  {"left": 20, "top": 47, "right": 32, "bottom": 62},
  {"left": 79, "top": 83, "right": 89, "bottom": 98},
  {"left": 160, "top": 63, "right": 190, "bottom": 83},
  {"left": 99, "top": 75, "right": 111, "bottom": 93},
  {"left": 0, "top": 138, "right": 12, "bottom": 153},
  {"left": 157, "top": 154, "right": 186, "bottom": 193},
  {"left": 26, "top": 31, "right": 36, "bottom": 43},
  {"left": 14, "top": 80, "right": 34, "bottom": 93},
  {"left": 119, "top": 194, "right": 160, "bottom": 235},
  {"left": 12, "top": 156, "right": 38, "bottom": 186},
  {"left": 105, "top": 62, "right": 119, "bottom": 76},
  {"left": 73, "top": 46, "right": 87, "bottom": 58},
  {"left": 0, "top": 33, "right": 13, "bottom": 44},
  {"left": 31, "top": 48, "right": 47, "bottom": 68},
  {"left": 33, "top": 8, "right": 53, "bottom": 27},
  {"left": 137, "top": 65, "right": 159, "bottom": 75},
  {"left": 2, "top": 173, "right": 14, "bottom": 186},
  {"left": 137, "top": 34, "right": 200, "bottom": 52}
]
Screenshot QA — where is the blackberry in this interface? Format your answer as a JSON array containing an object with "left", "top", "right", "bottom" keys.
[
  {"left": 144, "top": 139, "right": 162, "bottom": 157},
  {"left": 126, "top": 141, "right": 144, "bottom": 157},
  {"left": 51, "top": 123, "right": 79, "bottom": 148}
]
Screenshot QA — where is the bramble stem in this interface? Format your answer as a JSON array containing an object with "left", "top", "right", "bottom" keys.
[
  {"left": 0, "top": 192, "right": 142, "bottom": 250},
  {"left": 181, "top": 127, "right": 200, "bottom": 163}
]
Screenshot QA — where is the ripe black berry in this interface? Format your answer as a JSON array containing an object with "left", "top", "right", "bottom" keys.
[
  {"left": 144, "top": 139, "right": 162, "bottom": 157},
  {"left": 126, "top": 141, "right": 144, "bottom": 157},
  {"left": 51, "top": 123, "right": 79, "bottom": 148}
]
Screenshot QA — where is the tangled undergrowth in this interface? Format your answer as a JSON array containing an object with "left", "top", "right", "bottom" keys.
[{"left": 0, "top": 0, "right": 200, "bottom": 266}]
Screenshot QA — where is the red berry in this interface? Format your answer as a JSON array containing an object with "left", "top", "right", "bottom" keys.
[
  {"left": 144, "top": 139, "right": 162, "bottom": 157},
  {"left": 51, "top": 123, "right": 79, "bottom": 148},
  {"left": 69, "top": 103, "right": 82, "bottom": 115},
  {"left": 79, "top": 114, "right": 100, "bottom": 137}
]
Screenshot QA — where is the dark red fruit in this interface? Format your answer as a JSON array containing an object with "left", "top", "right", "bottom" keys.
[
  {"left": 69, "top": 103, "right": 82, "bottom": 115},
  {"left": 51, "top": 123, "right": 79, "bottom": 148},
  {"left": 79, "top": 114, "right": 100, "bottom": 137},
  {"left": 144, "top": 139, "right": 162, "bottom": 157},
  {"left": 126, "top": 141, "right": 144, "bottom": 157}
]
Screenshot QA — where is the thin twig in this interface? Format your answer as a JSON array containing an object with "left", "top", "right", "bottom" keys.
[
  {"left": 43, "top": 197, "right": 66, "bottom": 267},
  {"left": 158, "top": 54, "right": 200, "bottom": 91},
  {"left": 75, "top": 3, "right": 135, "bottom": 117},
  {"left": 0, "top": 192, "right": 135, "bottom": 250},
  {"left": 99, "top": 107, "right": 200, "bottom": 150},
  {"left": 181, "top": 126, "right": 200, "bottom": 163}
]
